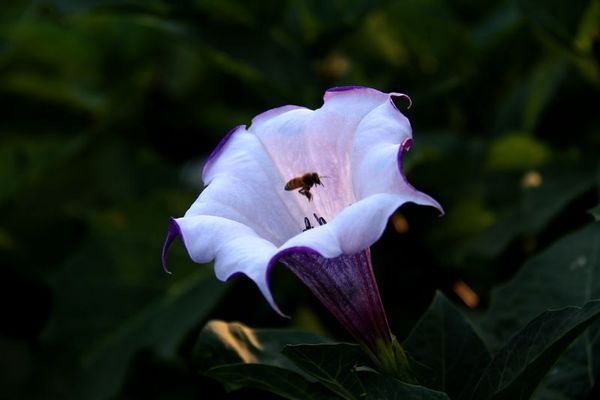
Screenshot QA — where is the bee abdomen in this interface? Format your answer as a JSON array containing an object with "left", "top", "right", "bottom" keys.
[{"left": 284, "top": 178, "right": 302, "bottom": 191}]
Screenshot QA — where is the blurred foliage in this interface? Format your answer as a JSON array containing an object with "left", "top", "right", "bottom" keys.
[{"left": 0, "top": 0, "right": 599, "bottom": 399}]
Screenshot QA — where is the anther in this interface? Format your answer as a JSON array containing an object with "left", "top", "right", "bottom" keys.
[
  {"left": 303, "top": 217, "right": 313, "bottom": 231},
  {"left": 313, "top": 213, "right": 327, "bottom": 226}
]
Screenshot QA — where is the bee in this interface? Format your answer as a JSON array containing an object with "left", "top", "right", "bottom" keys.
[{"left": 284, "top": 172, "right": 323, "bottom": 201}]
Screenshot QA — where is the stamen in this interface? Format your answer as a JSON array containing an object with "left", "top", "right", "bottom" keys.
[
  {"left": 303, "top": 217, "right": 313, "bottom": 231},
  {"left": 313, "top": 213, "right": 327, "bottom": 226}
]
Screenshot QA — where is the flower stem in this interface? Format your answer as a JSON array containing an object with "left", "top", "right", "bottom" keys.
[{"left": 368, "top": 335, "right": 414, "bottom": 382}]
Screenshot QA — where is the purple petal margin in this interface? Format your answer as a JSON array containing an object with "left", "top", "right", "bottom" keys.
[
  {"left": 390, "top": 93, "right": 412, "bottom": 110},
  {"left": 396, "top": 138, "right": 415, "bottom": 190},
  {"left": 324, "top": 85, "right": 376, "bottom": 101},
  {"left": 271, "top": 246, "right": 393, "bottom": 355},
  {"left": 202, "top": 125, "right": 244, "bottom": 181},
  {"left": 161, "top": 217, "right": 183, "bottom": 274},
  {"left": 326, "top": 85, "right": 369, "bottom": 93}
]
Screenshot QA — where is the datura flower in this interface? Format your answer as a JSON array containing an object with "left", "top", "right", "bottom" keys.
[{"left": 163, "top": 86, "right": 442, "bottom": 376}]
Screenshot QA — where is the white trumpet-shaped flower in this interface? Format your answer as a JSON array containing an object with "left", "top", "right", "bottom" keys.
[{"left": 163, "top": 86, "right": 442, "bottom": 373}]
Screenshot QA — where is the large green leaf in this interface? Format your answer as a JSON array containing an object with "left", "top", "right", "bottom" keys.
[
  {"left": 205, "top": 364, "right": 338, "bottom": 400},
  {"left": 403, "top": 292, "right": 491, "bottom": 400},
  {"left": 468, "top": 300, "right": 600, "bottom": 400},
  {"left": 282, "top": 343, "right": 368, "bottom": 400},
  {"left": 479, "top": 222, "right": 600, "bottom": 399},
  {"left": 481, "top": 223, "right": 600, "bottom": 346},
  {"left": 359, "top": 372, "right": 450, "bottom": 400},
  {"left": 194, "top": 320, "right": 329, "bottom": 374},
  {"left": 195, "top": 320, "right": 341, "bottom": 399}
]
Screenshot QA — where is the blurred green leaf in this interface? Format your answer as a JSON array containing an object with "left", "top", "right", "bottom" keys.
[
  {"left": 517, "top": 0, "right": 591, "bottom": 48},
  {"left": 0, "top": 71, "right": 105, "bottom": 114},
  {"left": 37, "top": 178, "right": 221, "bottom": 400},
  {"left": 467, "top": 300, "right": 600, "bottom": 400},
  {"left": 467, "top": 165, "right": 594, "bottom": 259},
  {"left": 590, "top": 204, "right": 600, "bottom": 221},
  {"left": 572, "top": 1, "right": 600, "bottom": 84},
  {"left": 523, "top": 59, "right": 567, "bottom": 131},
  {"left": 0, "top": 134, "right": 88, "bottom": 204},
  {"left": 282, "top": 343, "right": 368, "bottom": 400},
  {"left": 77, "top": 268, "right": 227, "bottom": 400},
  {"left": 403, "top": 292, "right": 491, "bottom": 400},
  {"left": 486, "top": 132, "right": 551, "bottom": 171},
  {"left": 359, "top": 372, "right": 450, "bottom": 400}
]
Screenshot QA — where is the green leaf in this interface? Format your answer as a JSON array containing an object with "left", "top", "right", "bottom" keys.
[
  {"left": 282, "top": 343, "right": 368, "bottom": 400},
  {"left": 359, "top": 372, "right": 450, "bottom": 400},
  {"left": 481, "top": 223, "right": 600, "bottom": 348},
  {"left": 205, "top": 364, "right": 338, "bottom": 400},
  {"left": 194, "top": 320, "right": 341, "bottom": 399},
  {"left": 403, "top": 292, "right": 491, "bottom": 400},
  {"left": 478, "top": 223, "right": 600, "bottom": 399},
  {"left": 194, "top": 320, "right": 329, "bottom": 374},
  {"left": 468, "top": 300, "right": 600, "bottom": 400}
]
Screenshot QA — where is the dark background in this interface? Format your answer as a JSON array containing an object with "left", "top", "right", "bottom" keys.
[{"left": 0, "top": 0, "right": 599, "bottom": 399}]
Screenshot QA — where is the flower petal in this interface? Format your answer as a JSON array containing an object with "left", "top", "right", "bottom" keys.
[
  {"left": 329, "top": 193, "right": 437, "bottom": 254},
  {"left": 350, "top": 93, "right": 443, "bottom": 211},
  {"left": 352, "top": 96, "right": 408, "bottom": 195},
  {"left": 281, "top": 192, "right": 437, "bottom": 258},
  {"left": 249, "top": 87, "right": 397, "bottom": 221},
  {"left": 165, "top": 87, "right": 443, "bottom": 319},
  {"left": 172, "top": 215, "right": 285, "bottom": 315},
  {"left": 189, "top": 126, "right": 306, "bottom": 245}
]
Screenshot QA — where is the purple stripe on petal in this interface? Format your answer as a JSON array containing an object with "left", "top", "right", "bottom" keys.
[
  {"left": 202, "top": 125, "right": 244, "bottom": 180},
  {"left": 161, "top": 218, "right": 183, "bottom": 274}
]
